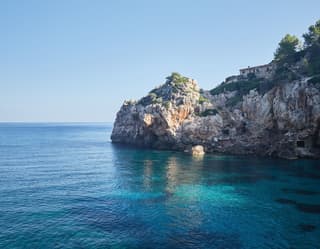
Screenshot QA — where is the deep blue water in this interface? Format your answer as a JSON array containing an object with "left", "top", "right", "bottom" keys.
[{"left": 0, "top": 123, "right": 319, "bottom": 249}]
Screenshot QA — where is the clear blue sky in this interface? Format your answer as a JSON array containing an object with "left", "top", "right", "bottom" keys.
[{"left": 1, "top": 0, "right": 319, "bottom": 122}]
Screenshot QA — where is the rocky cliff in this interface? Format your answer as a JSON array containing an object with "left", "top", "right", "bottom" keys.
[{"left": 111, "top": 73, "right": 320, "bottom": 159}]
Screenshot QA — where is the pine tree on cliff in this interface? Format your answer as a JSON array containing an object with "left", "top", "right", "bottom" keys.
[{"left": 274, "top": 34, "right": 300, "bottom": 63}]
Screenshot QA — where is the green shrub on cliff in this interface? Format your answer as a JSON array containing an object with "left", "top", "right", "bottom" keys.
[
  {"left": 149, "top": 92, "right": 157, "bottom": 99},
  {"left": 163, "top": 101, "right": 171, "bottom": 109},
  {"left": 166, "top": 72, "right": 189, "bottom": 85},
  {"left": 210, "top": 79, "right": 261, "bottom": 96},
  {"left": 154, "top": 97, "right": 163, "bottom": 104},
  {"left": 198, "top": 109, "right": 218, "bottom": 117},
  {"left": 138, "top": 92, "right": 157, "bottom": 106},
  {"left": 210, "top": 78, "right": 266, "bottom": 107},
  {"left": 198, "top": 95, "right": 209, "bottom": 104}
]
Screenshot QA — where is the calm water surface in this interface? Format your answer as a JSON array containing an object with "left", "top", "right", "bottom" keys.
[{"left": 0, "top": 123, "right": 319, "bottom": 249}]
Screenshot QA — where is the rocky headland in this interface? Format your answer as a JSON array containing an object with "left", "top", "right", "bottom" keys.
[{"left": 111, "top": 20, "right": 320, "bottom": 159}]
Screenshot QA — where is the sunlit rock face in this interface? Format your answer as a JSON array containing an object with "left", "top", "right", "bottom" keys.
[
  {"left": 111, "top": 73, "right": 200, "bottom": 149},
  {"left": 111, "top": 73, "right": 320, "bottom": 159}
]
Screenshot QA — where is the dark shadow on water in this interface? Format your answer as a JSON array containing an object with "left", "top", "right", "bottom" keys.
[
  {"left": 281, "top": 188, "right": 319, "bottom": 195},
  {"left": 298, "top": 223, "right": 317, "bottom": 232},
  {"left": 166, "top": 229, "right": 242, "bottom": 249},
  {"left": 275, "top": 198, "right": 320, "bottom": 214},
  {"left": 70, "top": 196, "right": 149, "bottom": 234},
  {"left": 288, "top": 172, "right": 320, "bottom": 180},
  {"left": 276, "top": 198, "right": 297, "bottom": 205},
  {"left": 69, "top": 195, "right": 243, "bottom": 249}
]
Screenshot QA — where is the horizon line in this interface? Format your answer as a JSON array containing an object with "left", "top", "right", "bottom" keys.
[{"left": 0, "top": 121, "right": 114, "bottom": 124}]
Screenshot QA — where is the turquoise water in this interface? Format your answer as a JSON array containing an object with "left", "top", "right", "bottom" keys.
[{"left": 0, "top": 123, "right": 319, "bottom": 249}]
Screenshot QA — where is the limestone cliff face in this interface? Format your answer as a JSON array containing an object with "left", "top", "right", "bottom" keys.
[
  {"left": 111, "top": 73, "right": 320, "bottom": 159},
  {"left": 111, "top": 74, "right": 200, "bottom": 149}
]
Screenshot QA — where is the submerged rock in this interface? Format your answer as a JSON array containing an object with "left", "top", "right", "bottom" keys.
[{"left": 111, "top": 72, "right": 320, "bottom": 159}]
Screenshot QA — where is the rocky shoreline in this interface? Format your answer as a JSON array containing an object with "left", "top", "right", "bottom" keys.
[{"left": 111, "top": 72, "right": 320, "bottom": 159}]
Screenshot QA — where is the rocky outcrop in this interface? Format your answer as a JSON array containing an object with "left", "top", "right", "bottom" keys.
[
  {"left": 111, "top": 73, "right": 320, "bottom": 159},
  {"left": 111, "top": 73, "right": 200, "bottom": 149},
  {"left": 190, "top": 145, "right": 205, "bottom": 157}
]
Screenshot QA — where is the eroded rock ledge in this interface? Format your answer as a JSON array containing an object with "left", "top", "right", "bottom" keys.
[{"left": 111, "top": 73, "right": 320, "bottom": 159}]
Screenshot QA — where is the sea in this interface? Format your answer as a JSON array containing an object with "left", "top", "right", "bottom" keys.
[{"left": 0, "top": 123, "right": 319, "bottom": 249}]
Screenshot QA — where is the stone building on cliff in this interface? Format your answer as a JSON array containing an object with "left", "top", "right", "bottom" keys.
[
  {"left": 240, "top": 63, "right": 275, "bottom": 79},
  {"left": 225, "top": 62, "right": 275, "bottom": 84}
]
